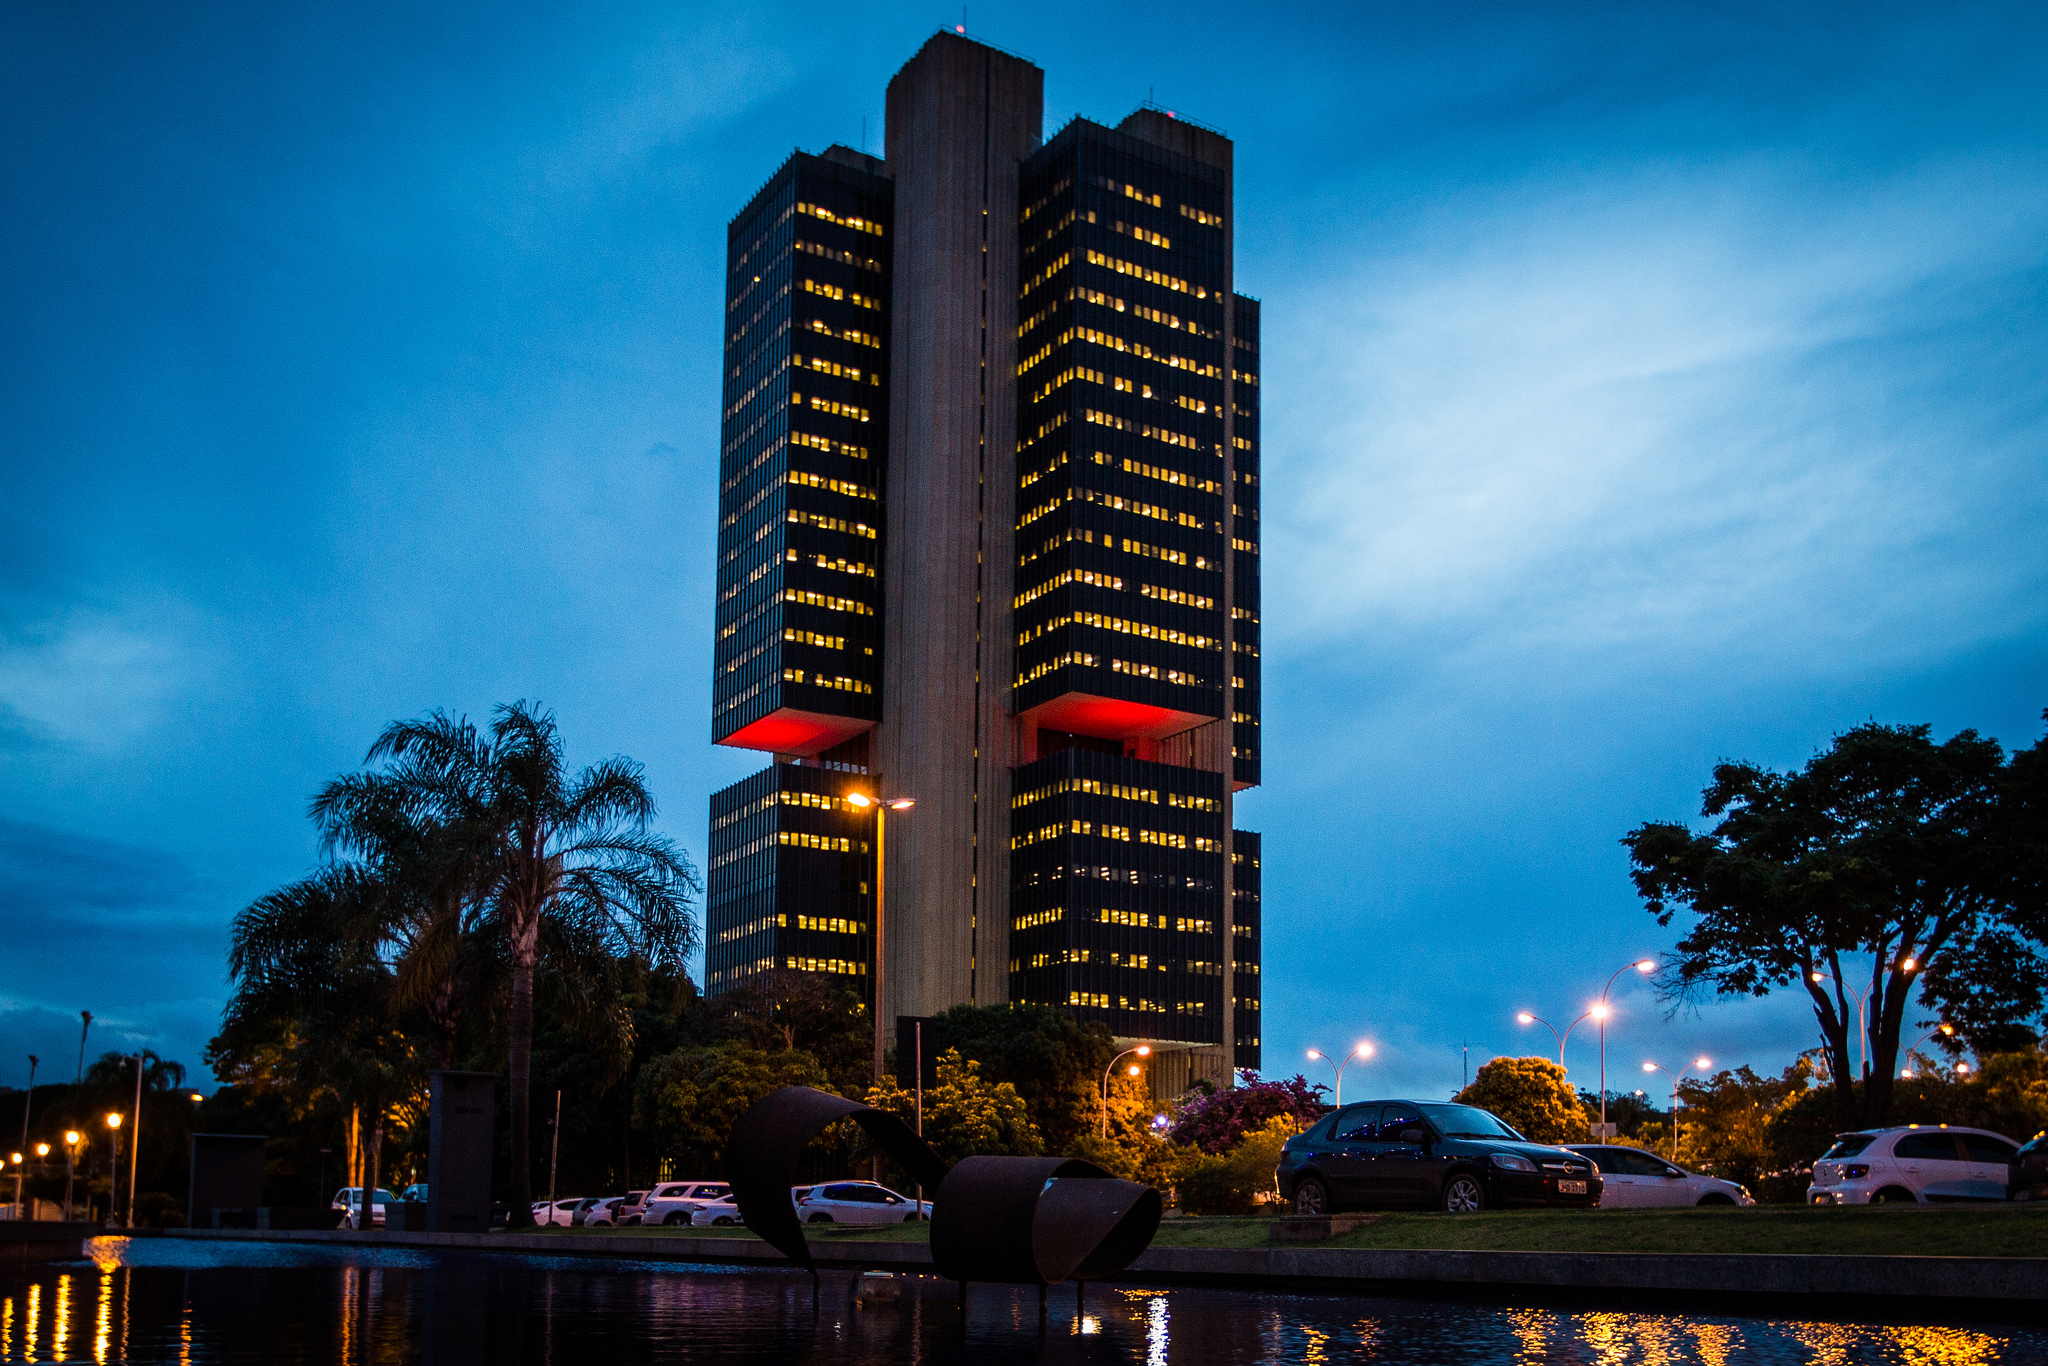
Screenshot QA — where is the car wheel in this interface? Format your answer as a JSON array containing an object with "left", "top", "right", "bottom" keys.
[
  {"left": 662, "top": 1212, "right": 687, "bottom": 1226},
  {"left": 1442, "top": 1174, "right": 1486, "bottom": 1214},
  {"left": 1697, "top": 1193, "right": 1736, "bottom": 1206},
  {"left": 713, "top": 1216, "right": 734, "bottom": 1226},
  {"left": 808, "top": 1213, "right": 834, "bottom": 1224},
  {"left": 1871, "top": 1187, "right": 1918, "bottom": 1205},
  {"left": 1293, "top": 1178, "right": 1329, "bottom": 1217}
]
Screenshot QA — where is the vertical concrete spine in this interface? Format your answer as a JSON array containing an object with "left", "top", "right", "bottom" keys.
[{"left": 878, "top": 36, "right": 1043, "bottom": 1038}]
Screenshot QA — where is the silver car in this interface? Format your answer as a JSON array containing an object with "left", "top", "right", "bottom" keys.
[
  {"left": 1808, "top": 1125, "right": 2019, "bottom": 1204},
  {"left": 795, "top": 1181, "right": 932, "bottom": 1224},
  {"left": 1566, "top": 1146, "right": 1753, "bottom": 1207}
]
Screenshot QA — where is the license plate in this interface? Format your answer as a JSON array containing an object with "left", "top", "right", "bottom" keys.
[{"left": 1557, "top": 1179, "right": 1587, "bottom": 1195}]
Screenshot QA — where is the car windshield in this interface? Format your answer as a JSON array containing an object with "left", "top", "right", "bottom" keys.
[
  {"left": 1821, "top": 1134, "right": 1876, "bottom": 1159},
  {"left": 1417, "top": 1104, "right": 1522, "bottom": 1140}
]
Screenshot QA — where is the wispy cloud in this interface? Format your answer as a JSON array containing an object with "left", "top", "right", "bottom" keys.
[{"left": 0, "top": 600, "right": 206, "bottom": 753}]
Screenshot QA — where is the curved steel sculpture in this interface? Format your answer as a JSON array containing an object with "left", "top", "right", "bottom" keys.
[{"left": 724, "top": 1085, "right": 1161, "bottom": 1286}]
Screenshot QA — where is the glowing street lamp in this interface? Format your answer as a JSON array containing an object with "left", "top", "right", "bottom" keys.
[
  {"left": 844, "top": 789, "right": 914, "bottom": 1085},
  {"left": 63, "top": 1130, "right": 82, "bottom": 1221},
  {"left": 1515, "top": 1010, "right": 1597, "bottom": 1071},
  {"left": 1594, "top": 960, "right": 1657, "bottom": 1136},
  {"left": 1642, "top": 1056, "right": 1712, "bottom": 1161},
  {"left": 1101, "top": 1046, "right": 1152, "bottom": 1137},
  {"left": 1305, "top": 1042, "right": 1373, "bottom": 1107}
]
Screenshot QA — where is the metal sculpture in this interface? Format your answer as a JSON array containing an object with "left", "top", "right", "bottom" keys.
[{"left": 724, "top": 1086, "right": 1162, "bottom": 1287}]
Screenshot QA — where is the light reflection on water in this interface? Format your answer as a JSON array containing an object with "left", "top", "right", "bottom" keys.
[{"left": 0, "top": 1237, "right": 2037, "bottom": 1365}]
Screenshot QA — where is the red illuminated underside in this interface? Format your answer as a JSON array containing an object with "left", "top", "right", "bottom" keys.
[
  {"left": 1019, "top": 691, "right": 1214, "bottom": 743},
  {"left": 718, "top": 709, "right": 874, "bottom": 757}
]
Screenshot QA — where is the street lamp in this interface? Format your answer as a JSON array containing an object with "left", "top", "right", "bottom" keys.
[
  {"left": 844, "top": 789, "right": 914, "bottom": 1086},
  {"left": 1898, "top": 1024, "right": 1957, "bottom": 1078},
  {"left": 63, "top": 1131, "right": 82, "bottom": 1222},
  {"left": 1100, "top": 1046, "right": 1152, "bottom": 1137},
  {"left": 1516, "top": 1010, "right": 1596, "bottom": 1071},
  {"left": 14, "top": 1054, "right": 34, "bottom": 1223},
  {"left": 1808, "top": 971, "right": 1877, "bottom": 1080},
  {"left": 1594, "top": 960, "right": 1657, "bottom": 1136},
  {"left": 1305, "top": 1042, "right": 1373, "bottom": 1107},
  {"left": 105, "top": 1112, "right": 123, "bottom": 1227},
  {"left": 1642, "top": 1056, "right": 1711, "bottom": 1161}
]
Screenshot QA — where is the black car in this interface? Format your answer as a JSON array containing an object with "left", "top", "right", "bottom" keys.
[
  {"left": 2010, "top": 1132, "right": 2048, "bottom": 1201},
  {"left": 1276, "top": 1099, "right": 1603, "bottom": 1214}
]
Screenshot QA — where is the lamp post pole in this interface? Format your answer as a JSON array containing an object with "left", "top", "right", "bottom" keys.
[
  {"left": 13, "top": 1055, "right": 33, "bottom": 1220},
  {"left": 104, "top": 1114, "right": 123, "bottom": 1226},
  {"left": 846, "top": 789, "right": 914, "bottom": 1086},
  {"left": 1305, "top": 1043, "right": 1373, "bottom": 1108},
  {"left": 1515, "top": 1011, "right": 1595, "bottom": 1071},
  {"left": 76, "top": 1012, "right": 91, "bottom": 1084},
  {"left": 1642, "top": 1057, "right": 1711, "bottom": 1161},
  {"left": 127, "top": 1055, "right": 143, "bottom": 1229},
  {"left": 62, "top": 1132, "right": 80, "bottom": 1221},
  {"left": 1596, "top": 960, "right": 1657, "bottom": 1135},
  {"left": 1898, "top": 1024, "right": 1958, "bottom": 1077},
  {"left": 1100, "top": 1047, "right": 1152, "bottom": 1138}
]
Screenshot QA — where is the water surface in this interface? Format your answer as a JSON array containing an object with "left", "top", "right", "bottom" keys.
[{"left": 0, "top": 1237, "right": 2037, "bottom": 1364}]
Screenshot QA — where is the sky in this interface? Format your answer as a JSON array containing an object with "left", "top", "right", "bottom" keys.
[{"left": 2, "top": 0, "right": 2044, "bottom": 1102}]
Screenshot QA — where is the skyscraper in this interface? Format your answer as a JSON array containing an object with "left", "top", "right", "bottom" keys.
[{"left": 705, "top": 32, "right": 1262, "bottom": 1087}]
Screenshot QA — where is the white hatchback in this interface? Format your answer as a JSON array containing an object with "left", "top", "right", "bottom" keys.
[
  {"left": 795, "top": 1181, "right": 932, "bottom": 1225},
  {"left": 689, "top": 1193, "right": 744, "bottom": 1226},
  {"left": 1566, "top": 1146, "right": 1754, "bottom": 1207},
  {"left": 643, "top": 1181, "right": 731, "bottom": 1226},
  {"left": 1808, "top": 1125, "right": 2019, "bottom": 1204}
]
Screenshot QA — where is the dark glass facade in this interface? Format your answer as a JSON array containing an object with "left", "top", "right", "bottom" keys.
[
  {"left": 703, "top": 762, "right": 875, "bottom": 999},
  {"left": 1232, "top": 828, "right": 1261, "bottom": 1070},
  {"left": 713, "top": 150, "right": 892, "bottom": 757},
  {"left": 1230, "top": 296, "right": 1261, "bottom": 789},
  {"left": 1008, "top": 744, "right": 1228, "bottom": 1043}
]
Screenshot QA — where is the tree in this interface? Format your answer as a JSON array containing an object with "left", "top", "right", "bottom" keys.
[
  {"left": 1172, "top": 1116, "right": 1295, "bottom": 1215},
  {"left": 924, "top": 1004, "right": 1117, "bottom": 1153},
  {"left": 1454, "top": 1057, "right": 1585, "bottom": 1143},
  {"left": 864, "top": 1049, "right": 1042, "bottom": 1163},
  {"left": 1625, "top": 715, "right": 2048, "bottom": 1128},
  {"left": 362, "top": 702, "right": 700, "bottom": 1225},
  {"left": 635, "top": 1041, "right": 829, "bottom": 1178},
  {"left": 1169, "top": 1072, "right": 1326, "bottom": 1154},
  {"left": 1669, "top": 1061, "right": 1814, "bottom": 1186},
  {"left": 718, "top": 970, "right": 871, "bottom": 1094}
]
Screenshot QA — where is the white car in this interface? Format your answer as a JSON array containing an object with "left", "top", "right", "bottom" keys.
[
  {"left": 332, "top": 1187, "right": 396, "bottom": 1229},
  {"left": 582, "top": 1197, "right": 626, "bottom": 1227},
  {"left": 1566, "top": 1146, "right": 1753, "bottom": 1207},
  {"left": 689, "top": 1193, "right": 743, "bottom": 1227},
  {"left": 532, "top": 1198, "right": 584, "bottom": 1227},
  {"left": 615, "top": 1190, "right": 652, "bottom": 1226},
  {"left": 1808, "top": 1125, "right": 2020, "bottom": 1204},
  {"left": 795, "top": 1181, "right": 932, "bottom": 1225},
  {"left": 642, "top": 1181, "right": 731, "bottom": 1226}
]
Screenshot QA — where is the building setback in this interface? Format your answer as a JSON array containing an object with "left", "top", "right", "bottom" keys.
[{"left": 705, "top": 32, "right": 1262, "bottom": 1086}]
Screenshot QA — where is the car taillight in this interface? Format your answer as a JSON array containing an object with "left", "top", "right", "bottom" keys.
[{"left": 1844, "top": 1164, "right": 1869, "bottom": 1179}]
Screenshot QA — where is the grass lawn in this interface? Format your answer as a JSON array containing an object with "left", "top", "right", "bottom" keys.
[{"left": 526, "top": 1205, "right": 2047, "bottom": 1257}]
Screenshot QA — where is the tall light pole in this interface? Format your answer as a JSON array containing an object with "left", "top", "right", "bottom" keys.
[
  {"left": 1100, "top": 1047, "right": 1152, "bottom": 1137},
  {"left": 14, "top": 1055, "right": 34, "bottom": 1220},
  {"left": 1642, "top": 1056, "right": 1711, "bottom": 1161},
  {"left": 1898, "top": 1023, "right": 1957, "bottom": 1078},
  {"left": 1596, "top": 960, "right": 1657, "bottom": 1135},
  {"left": 62, "top": 1131, "right": 81, "bottom": 1221},
  {"left": 1810, "top": 969, "right": 1894, "bottom": 1080},
  {"left": 1515, "top": 1011, "right": 1595, "bottom": 1070},
  {"left": 76, "top": 1012, "right": 92, "bottom": 1083},
  {"left": 127, "top": 1055, "right": 143, "bottom": 1229},
  {"left": 105, "top": 1112, "right": 123, "bottom": 1226},
  {"left": 1304, "top": 1043, "right": 1373, "bottom": 1107},
  {"left": 845, "top": 789, "right": 914, "bottom": 1085}
]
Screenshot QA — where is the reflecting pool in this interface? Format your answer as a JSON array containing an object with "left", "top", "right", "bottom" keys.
[{"left": 0, "top": 1237, "right": 2040, "bottom": 1364}]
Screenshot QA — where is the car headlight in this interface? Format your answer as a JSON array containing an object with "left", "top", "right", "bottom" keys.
[{"left": 1491, "top": 1154, "right": 1537, "bottom": 1173}]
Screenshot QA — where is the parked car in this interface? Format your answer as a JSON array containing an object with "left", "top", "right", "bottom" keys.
[
  {"left": 532, "top": 1198, "right": 585, "bottom": 1227},
  {"left": 795, "top": 1181, "right": 932, "bottom": 1224},
  {"left": 1277, "top": 1100, "right": 1602, "bottom": 1214},
  {"left": 331, "top": 1187, "right": 397, "bottom": 1229},
  {"left": 2008, "top": 1133, "right": 2048, "bottom": 1201},
  {"left": 400, "top": 1184, "right": 429, "bottom": 1205},
  {"left": 643, "top": 1181, "right": 731, "bottom": 1226},
  {"left": 689, "top": 1193, "right": 743, "bottom": 1226},
  {"left": 1565, "top": 1146, "right": 1753, "bottom": 1207},
  {"left": 583, "top": 1197, "right": 627, "bottom": 1227},
  {"left": 615, "top": 1190, "right": 652, "bottom": 1226},
  {"left": 1807, "top": 1125, "right": 2020, "bottom": 1204}
]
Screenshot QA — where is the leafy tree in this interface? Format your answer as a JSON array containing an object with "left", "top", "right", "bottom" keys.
[
  {"left": 1667, "top": 1061, "right": 1814, "bottom": 1185},
  {"left": 718, "top": 970, "right": 871, "bottom": 1094},
  {"left": 635, "top": 1040, "right": 830, "bottom": 1179},
  {"left": 1454, "top": 1057, "right": 1585, "bottom": 1143},
  {"left": 924, "top": 1004, "right": 1116, "bottom": 1153},
  {"left": 1170, "top": 1072, "right": 1327, "bottom": 1154},
  {"left": 864, "top": 1049, "right": 1042, "bottom": 1163},
  {"left": 1625, "top": 715, "right": 2048, "bottom": 1127},
  {"left": 362, "top": 702, "right": 700, "bottom": 1224},
  {"left": 1173, "top": 1117, "right": 1294, "bottom": 1215}
]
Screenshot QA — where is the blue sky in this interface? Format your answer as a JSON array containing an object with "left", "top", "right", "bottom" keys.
[{"left": 3, "top": 0, "right": 2043, "bottom": 1099}]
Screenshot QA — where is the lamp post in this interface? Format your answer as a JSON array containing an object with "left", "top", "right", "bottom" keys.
[
  {"left": 63, "top": 1131, "right": 81, "bottom": 1221},
  {"left": 1515, "top": 1011, "right": 1596, "bottom": 1071},
  {"left": 76, "top": 1012, "right": 92, "bottom": 1084},
  {"left": 1898, "top": 1024, "right": 1957, "bottom": 1078},
  {"left": 844, "top": 789, "right": 915, "bottom": 1086},
  {"left": 1808, "top": 971, "right": 1879, "bottom": 1080},
  {"left": 127, "top": 1055, "right": 143, "bottom": 1229},
  {"left": 1304, "top": 1043, "right": 1373, "bottom": 1107},
  {"left": 1100, "top": 1046, "right": 1152, "bottom": 1137},
  {"left": 1595, "top": 960, "right": 1657, "bottom": 1136},
  {"left": 105, "top": 1112, "right": 123, "bottom": 1226},
  {"left": 1642, "top": 1056, "right": 1711, "bottom": 1161},
  {"left": 13, "top": 1054, "right": 33, "bottom": 1221}
]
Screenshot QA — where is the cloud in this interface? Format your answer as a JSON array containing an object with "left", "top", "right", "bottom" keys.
[
  {"left": 0, "top": 600, "right": 206, "bottom": 754},
  {"left": 1263, "top": 153, "right": 2048, "bottom": 688}
]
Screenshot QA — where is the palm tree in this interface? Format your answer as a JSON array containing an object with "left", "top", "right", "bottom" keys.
[{"left": 361, "top": 701, "right": 699, "bottom": 1225}]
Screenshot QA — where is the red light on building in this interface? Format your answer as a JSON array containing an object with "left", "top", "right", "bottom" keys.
[
  {"left": 718, "top": 709, "right": 875, "bottom": 757},
  {"left": 1020, "top": 692, "right": 1212, "bottom": 744}
]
